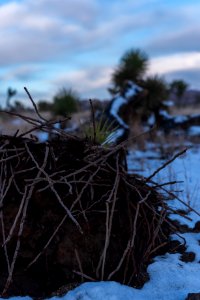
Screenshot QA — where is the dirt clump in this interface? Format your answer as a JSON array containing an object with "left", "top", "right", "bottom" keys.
[{"left": 0, "top": 109, "right": 174, "bottom": 298}]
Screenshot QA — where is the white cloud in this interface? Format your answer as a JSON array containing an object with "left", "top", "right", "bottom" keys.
[
  {"left": 0, "top": 2, "right": 25, "bottom": 28},
  {"left": 27, "top": 0, "right": 99, "bottom": 25},
  {"left": 0, "top": 65, "right": 42, "bottom": 81},
  {"left": 51, "top": 66, "right": 113, "bottom": 98},
  {"left": 149, "top": 52, "right": 200, "bottom": 75},
  {"left": 0, "top": 0, "right": 160, "bottom": 65}
]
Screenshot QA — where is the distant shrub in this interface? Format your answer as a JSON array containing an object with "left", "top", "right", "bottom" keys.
[
  {"left": 38, "top": 100, "right": 53, "bottom": 112},
  {"left": 52, "top": 88, "right": 79, "bottom": 116}
]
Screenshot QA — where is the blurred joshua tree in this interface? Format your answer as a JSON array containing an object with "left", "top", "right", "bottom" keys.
[
  {"left": 170, "top": 79, "right": 188, "bottom": 98},
  {"left": 111, "top": 48, "right": 148, "bottom": 93},
  {"left": 6, "top": 87, "right": 17, "bottom": 109},
  {"left": 109, "top": 49, "right": 169, "bottom": 120},
  {"left": 52, "top": 88, "right": 79, "bottom": 117},
  {"left": 141, "top": 75, "right": 169, "bottom": 122},
  {"left": 170, "top": 80, "right": 188, "bottom": 107}
]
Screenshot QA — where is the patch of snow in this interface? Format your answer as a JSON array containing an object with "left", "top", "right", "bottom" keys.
[
  {"left": 159, "top": 110, "right": 172, "bottom": 120},
  {"left": 103, "top": 128, "right": 125, "bottom": 145},
  {"left": 188, "top": 125, "right": 200, "bottom": 136},
  {"left": 163, "top": 100, "right": 174, "bottom": 107},
  {"left": 127, "top": 146, "right": 200, "bottom": 220},
  {"left": 174, "top": 115, "right": 189, "bottom": 124},
  {"left": 147, "top": 114, "right": 155, "bottom": 126},
  {"left": 110, "top": 96, "right": 129, "bottom": 129},
  {"left": 36, "top": 131, "right": 49, "bottom": 142},
  {"left": 54, "top": 123, "right": 61, "bottom": 129},
  {"left": 124, "top": 82, "right": 143, "bottom": 99}
]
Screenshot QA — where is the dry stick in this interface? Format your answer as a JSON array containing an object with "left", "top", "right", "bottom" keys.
[
  {"left": 145, "top": 148, "right": 188, "bottom": 182},
  {"left": 163, "top": 187, "right": 200, "bottom": 217},
  {"left": 0, "top": 211, "right": 11, "bottom": 273},
  {"left": 2, "top": 143, "right": 49, "bottom": 295},
  {"left": 125, "top": 190, "right": 152, "bottom": 276},
  {"left": 89, "top": 99, "right": 96, "bottom": 144},
  {"left": 3, "top": 186, "right": 28, "bottom": 247},
  {"left": 0, "top": 104, "right": 71, "bottom": 140},
  {"left": 62, "top": 129, "right": 154, "bottom": 182},
  {"left": 25, "top": 143, "right": 83, "bottom": 233},
  {"left": 144, "top": 208, "right": 167, "bottom": 259},
  {"left": 96, "top": 155, "right": 120, "bottom": 280},
  {"left": 19, "top": 117, "right": 72, "bottom": 139},
  {"left": 143, "top": 200, "right": 185, "bottom": 245},
  {"left": 73, "top": 271, "right": 95, "bottom": 281},
  {"left": 148, "top": 241, "right": 168, "bottom": 256},
  {"left": 130, "top": 202, "right": 140, "bottom": 248},
  {"left": 70, "top": 166, "right": 101, "bottom": 223},
  {"left": 149, "top": 178, "right": 200, "bottom": 218},
  {"left": 107, "top": 239, "right": 131, "bottom": 280},
  {"left": 166, "top": 206, "right": 193, "bottom": 221},
  {"left": 24, "top": 87, "right": 70, "bottom": 130},
  {"left": 0, "top": 152, "right": 25, "bottom": 164},
  {"left": 3, "top": 190, "right": 33, "bottom": 294},
  {"left": 70, "top": 166, "right": 101, "bottom": 211},
  {"left": 24, "top": 87, "right": 48, "bottom": 122},
  {"left": 0, "top": 110, "right": 42, "bottom": 126},
  {"left": 100, "top": 202, "right": 110, "bottom": 280},
  {"left": 0, "top": 148, "right": 25, "bottom": 153},
  {"left": 153, "top": 180, "right": 183, "bottom": 188},
  {"left": 3, "top": 189, "right": 31, "bottom": 295},
  {"left": 0, "top": 174, "right": 15, "bottom": 207},
  {"left": 26, "top": 214, "right": 67, "bottom": 270},
  {"left": 74, "top": 249, "right": 84, "bottom": 282}
]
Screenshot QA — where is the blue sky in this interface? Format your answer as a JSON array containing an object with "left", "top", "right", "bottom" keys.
[{"left": 0, "top": 0, "right": 200, "bottom": 105}]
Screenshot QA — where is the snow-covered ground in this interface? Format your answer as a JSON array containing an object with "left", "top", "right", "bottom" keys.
[{"left": 3, "top": 141, "right": 200, "bottom": 300}]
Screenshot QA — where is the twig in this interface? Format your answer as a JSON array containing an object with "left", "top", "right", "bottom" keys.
[
  {"left": 74, "top": 249, "right": 84, "bottom": 282},
  {"left": 25, "top": 215, "right": 67, "bottom": 270},
  {"left": 24, "top": 87, "right": 47, "bottom": 122},
  {"left": 145, "top": 148, "right": 187, "bottom": 182},
  {"left": 89, "top": 99, "right": 96, "bottom": 144}
]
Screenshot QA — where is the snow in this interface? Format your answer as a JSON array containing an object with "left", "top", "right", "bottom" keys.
[
  {"left": 109, "top": 96, "right": 129, "bottom": 129},
  {"left": 108, "top": 82, "right": 143, "bottom": 142},
  {"left": 188, "top": 125, "right": 200, "bottom": 136},
  {"left": 124, "top": 82, "right": 143, "bottom": 99},
  {"left": 109, "top": 82, "right": 143, "bottom": 129},
  {"left": 159, "top": 109, "right": 173, "bottom": 120},
  {"left": 163, "top": 100, "right": 174, "bottom": 107},
  {"left": 36, "top": 131, "right": 49, "bottom": 142},
  {"left": 147, "top": 114, "right": 155, "bottom": 126},
  {"left": 174, "top": 115, "right": 189, "bottom": 124},
  {"left": 103, "top": 128, "right": 125, "bottom": 145}
]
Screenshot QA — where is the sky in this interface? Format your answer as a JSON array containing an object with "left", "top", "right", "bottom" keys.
[{"left": 0, "top": 0, "right": 200, "bottom": 106}]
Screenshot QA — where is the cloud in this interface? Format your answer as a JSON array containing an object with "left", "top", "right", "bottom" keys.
[
  {"left": 0, "top": 0, "right": 165, "bottom": 66},
  {"left": 28, "top": 0, "right": 99, "bottom": 26},
  {"left": 0, "top": 65, "right": 42, "bottom": 81},
  {"left": 51, "top": 65, "right": 113, "bottom": 99},
  {"left": 148, "top": 28, "right": 200, "bottom": 55},
  {"left": 147, "top": 52, "right": 200, "bottom": 89},
  {"left": 149, "top": 52, "right": 200, "bottom": 75}
]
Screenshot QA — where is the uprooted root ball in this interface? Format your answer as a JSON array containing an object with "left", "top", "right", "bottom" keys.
[{"left": 0, "top": 134, "right": 172, "bottom": 298}]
